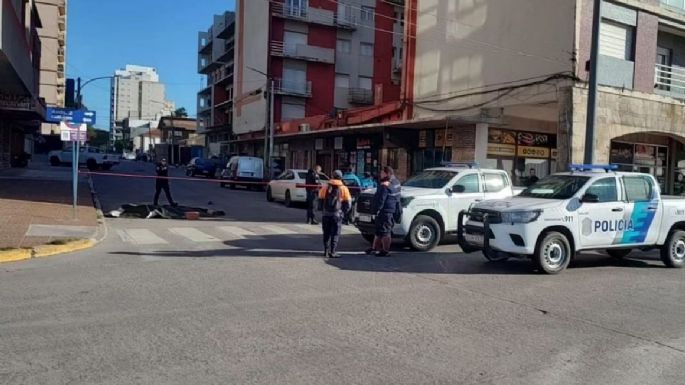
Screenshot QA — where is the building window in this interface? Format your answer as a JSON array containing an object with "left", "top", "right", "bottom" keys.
[
  {"left": 284, "top": 31, "right": 307, "bottom": 54},
  {"left": 360, "top": 6, "right": 374, "bottom": 22},
  {"left": 335, "top": 74, "right": 350, "bottom": 88},
  {"left": 663, "top": 0, "right": 685, "bottom": 10},
  {"left": 337, "top": 39, "right": 351, "bottom": 54},
  {"left": 282, "top": 102, "right": 305, "bottom": 121},
  {"left": 599, "top": 20, "right": 635, "bottom": 61},
  {"left": 360, "top": 42, "right": 374, "bottom": 57},
  {"left": 359, "top": 76, "right": 373, "bottom": 90}
]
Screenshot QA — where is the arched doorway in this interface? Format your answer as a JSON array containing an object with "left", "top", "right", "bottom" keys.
[{"left": 609, "top": 132, "right": 685, "bottom": 195}]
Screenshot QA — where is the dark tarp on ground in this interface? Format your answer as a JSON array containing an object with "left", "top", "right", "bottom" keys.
[{"left": 106, "top": 204, "right": 225, "bottom": 219}]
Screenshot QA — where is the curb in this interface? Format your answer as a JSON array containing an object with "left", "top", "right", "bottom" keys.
[
  {"left": 33, "top": 239, "right": 96, "bottom": 258},
  {"left": 0, "top": 249, "right": 33, "bottom": 264},
  {"left": 0, "top": 239, "right": 97, "bottom": 264}
]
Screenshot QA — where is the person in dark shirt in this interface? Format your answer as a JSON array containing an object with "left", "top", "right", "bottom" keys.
[
  {"left": 528, "top": 168, "right": 539, "bottom": 186},
  {"left": 318, "top": 170, "right": 352, "bottom": 258},
  {"left": 305, "top": 165, "right": 322, "bottom": 224},
  {"left": 366, "top": 166, "right": 401, "bottom": 257},
  {"left": 154, "top": 158, "right": 177, "bottom": 206}
]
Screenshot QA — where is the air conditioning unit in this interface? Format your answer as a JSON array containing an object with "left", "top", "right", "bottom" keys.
[{"left": 299, "top": 123, "right": 310, "bottom": 132}]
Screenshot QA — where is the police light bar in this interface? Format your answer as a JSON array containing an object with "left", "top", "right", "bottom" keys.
[
  {"left": 441, "top": 162, "right": 480, "bottom": 169},
  {"left": 569, "top": 164, "right": 618, "bottom": 172}
]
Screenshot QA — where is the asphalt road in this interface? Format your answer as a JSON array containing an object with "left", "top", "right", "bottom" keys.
[{"left": 1, "top": 160, "right": 684, "bottom": 385}]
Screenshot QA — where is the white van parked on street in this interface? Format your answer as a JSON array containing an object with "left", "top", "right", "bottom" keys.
[{"left": 219, "top": 156, "right": 265, "bottom": 190}]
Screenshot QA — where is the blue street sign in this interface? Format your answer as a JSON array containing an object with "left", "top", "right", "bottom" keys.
[{"left": 46, "top": 107, "right": 97, "bottom": 125}]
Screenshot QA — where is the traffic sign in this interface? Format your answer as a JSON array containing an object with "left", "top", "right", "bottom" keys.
[
  {"left": 47, "top": 107, "right": 97, "bottom": 125},
  {"left": 60, "top": 121, "right": 88, "bottom": 142}
]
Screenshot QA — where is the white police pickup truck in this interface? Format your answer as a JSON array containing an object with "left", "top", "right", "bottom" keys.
[
  {"left": 458, "top": 165, "right": 685, "bottom": 274},
  {"left": 355, "top": 164, "right": 516, "bottom": 251}
]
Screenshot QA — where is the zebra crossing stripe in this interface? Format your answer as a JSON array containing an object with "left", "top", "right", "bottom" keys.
[
  {"left": 217, "top": 226, "right": 262, "bottom": 239},
  {"left": 295, "top": 224, "right": 321, "bottom": 233},
  {"left": 169, "top": 227, "right": 221, "bottom": 243},
  {"left": 123, "top": 229, "right": 168, "bottom": 245},
  {"left": 261, "top": 225, "right": 298, "bottom": 235}
]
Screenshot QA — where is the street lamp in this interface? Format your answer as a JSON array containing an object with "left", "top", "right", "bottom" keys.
[{"left": 76, "top": 75, "right": 117, "bottom": 150}]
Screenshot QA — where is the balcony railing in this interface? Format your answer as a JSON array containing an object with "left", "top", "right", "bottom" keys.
[
  {"left": 335, "top": 13, "right": 357, "bottom": 29},
  {"left": 655, "top": 63, "right": 685, "bottom": 98},
  {"left": 348, "top": 88, "right": 374, "bottom": 105},
  {"left": 271, "top": 2, "right": 335, "bottom": 27},
  {"left": 274, "top": 78, "right": 312, "bottom": 97},
  {"left": 270, "top": 41, "right": 335, "bottom": 64}
]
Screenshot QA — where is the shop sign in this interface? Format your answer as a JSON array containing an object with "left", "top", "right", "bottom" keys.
[
  {"left": 357, "top": 138, "right": 371, "bottom": 149},
  {"left": 517, "top": 132, "right": 550, "bottom": 146},
  {"left": 517, "top": 146, "right": 550, "bottom": 158},
  {"left": 488, "top": 128, "right": 517, "bottom": 145},
  {"left": 315, "top": 138, "right": 324, "bottom": 150},
  {"left": 418, "top": 130, "right": 427, "bottom": 148},
  {"left": 487, "top": 144, "right": 516, "bottom": 157},
  {"left": 334, "top": 137, "right": 343, "bottom": 150},
  {"left": 0, "top": 93, "right": 33, "bottom": 111}
]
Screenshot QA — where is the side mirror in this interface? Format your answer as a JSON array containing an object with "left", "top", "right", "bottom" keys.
[
  {"left": 581, "top": 193, "right": 600, "bottom": 203},
  {"left": 451, "top": 185, "right": 466, "bottom": 193}
]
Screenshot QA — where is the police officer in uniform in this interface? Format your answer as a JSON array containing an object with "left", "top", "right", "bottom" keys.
[{"left": 154, "top": 158, "right": 177, "bottom": 206}]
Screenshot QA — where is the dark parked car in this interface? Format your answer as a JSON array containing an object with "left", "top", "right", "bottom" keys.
[{"left": 186, "top": 157, "right": 217, "bottom": 178}]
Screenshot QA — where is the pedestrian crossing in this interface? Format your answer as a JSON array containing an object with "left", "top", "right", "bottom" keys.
[{"left": 114, "top": 222, "right": 359, "bottom": 246}]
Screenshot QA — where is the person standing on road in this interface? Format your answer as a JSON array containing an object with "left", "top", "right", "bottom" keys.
[
  {"left": 366, "top": 166, "right": 401, "bottom": 257},
  {"left": 318, "top": 170, "right": 351, "bottom": 258},
  {"left": 154, "top": 158, "right": 177, "bottom": 206},
  {"left": 305, "top": 165, "right": 323, "bottom": 224},
  {"left": 342, "top": 167, "right": 363, "bottom": 225}
]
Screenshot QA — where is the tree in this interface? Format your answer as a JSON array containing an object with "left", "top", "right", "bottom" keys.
[{"left": 173, "top": 107, "right": 188, "bottom": 118}]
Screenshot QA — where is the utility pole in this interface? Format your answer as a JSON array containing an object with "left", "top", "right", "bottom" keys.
[
  {"left": 584, "top": 0, "right": 602, "bottom": 164},
  {"left": 268, "top": 79, "right": 275, "bottom": 179}
]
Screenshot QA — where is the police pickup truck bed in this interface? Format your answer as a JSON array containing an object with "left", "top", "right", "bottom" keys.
[
  {"left": 458, "top": 165, "right": 685, "bottom": 274},
  {"left": 355, "top": 164, "right": 516, "bottom": 251}
]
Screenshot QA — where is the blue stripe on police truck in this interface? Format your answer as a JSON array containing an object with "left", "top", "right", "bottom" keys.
[{"left": 619, "top": 201, "right": 657, "bottom": 244}]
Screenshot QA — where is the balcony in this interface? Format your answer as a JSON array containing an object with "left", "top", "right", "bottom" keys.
[
  {"left": 655, "top": 63, "right": 685, "bottom": 99},
  {"left": 198, "top": 31, "right": 212, "bottom": 54},
  {"left": 273, "top": 78, "right": 312, "bottom": 98},
  {"left": 348, "top": 88, "right": 373, "bottom": 105},
  {"left": 335, "top": 13, "right": 357, "bottom": 30},
  {"left": 271, "top": 2, "right": 335, "bottom": 27},
  {"left": 270, "top": 41, "right": 335, "bottom": 64}
]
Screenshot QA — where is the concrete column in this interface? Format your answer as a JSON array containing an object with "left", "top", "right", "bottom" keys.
[
  {"left": 474, "top": 123, "right": 489, "bottom": 164},
  {"left": 634, "top": 11, "right": 659, "bottom": 94}
]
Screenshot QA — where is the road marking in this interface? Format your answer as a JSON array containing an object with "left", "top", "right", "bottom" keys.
[
  {"left": 116, "top": 229, "right": 133, "bottom": 243},
  {"left": 217, "top": 226, "right": 262, "bottom": 239},
  {"left": 295, "top": 224, "right": 321, "bottom": 233},
  {"left": 123, "top": 229, "right": 168, "bottom": 245},
  {"left": 341, "top": 226, "right": 358, "bottom": 235},
  {"left": 261, "top": 225, "right": 298, "bottom": 235},
  {"left": 169, "top": 228, "right": 221, "bottom": 243}
]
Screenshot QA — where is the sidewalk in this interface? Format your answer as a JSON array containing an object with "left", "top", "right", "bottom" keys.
[{"left": 0, "top": 160, "right": 98, "bottom": 249}]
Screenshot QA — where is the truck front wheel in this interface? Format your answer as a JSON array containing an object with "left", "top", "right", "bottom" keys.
[
  {"left": 661, "top": 230, "right": 685, "bottom": 268},
  {"left": 533, "top": 231, "right": 572, "bottom": 274},
  {"left": 408, "top": 215, "right": 441, "bottom": 251}
]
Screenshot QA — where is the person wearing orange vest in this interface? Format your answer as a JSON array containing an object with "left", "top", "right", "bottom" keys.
[{"left": 318, "top": 170, "right": 352, "bottom": 258}]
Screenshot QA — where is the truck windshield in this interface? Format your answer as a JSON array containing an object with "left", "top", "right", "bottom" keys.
[
  {"left": 519, "top": 175, "right": 591, "bottom": 199},
  {"left": 404, "top": 170, "right": 458, "bottom": 189}
]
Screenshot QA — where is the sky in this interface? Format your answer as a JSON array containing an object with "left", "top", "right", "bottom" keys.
[{"left": 67, "top": 0, "right": 236, "bottom": 130}]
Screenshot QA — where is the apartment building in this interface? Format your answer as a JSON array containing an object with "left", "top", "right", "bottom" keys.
[
  {"left": 232, "top": 0, "right": 405, "bottom": 176},
  {"left": 111, "top": 65, "right": 174, "bottom": 143},
  {"left": 35, "top": 0, "right": 66, "bottom": 135},
  {"left": 0, "top": 0, "right": 45, "bottom": 168},
  {"left": 197, "top": 11, "right": 235, "bottom": 156},
  {"left": 402, "top": 0, "right": 685, "bottom": 192}
]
